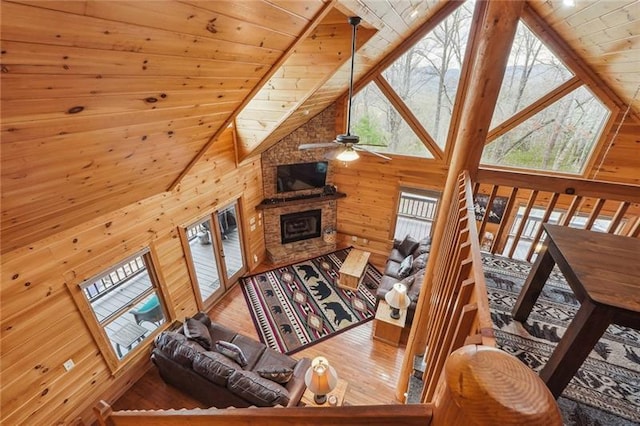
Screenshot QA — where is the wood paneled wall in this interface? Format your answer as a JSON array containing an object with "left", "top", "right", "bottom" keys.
[
  {"left": 589, "top": 114, "right": 640, "bottom": 185},
  {"left": 0, "top": 128, "right": 265, "bottom": 425},
  {"left": 333, "top": 154, "right": 448, "bottom": 268}
]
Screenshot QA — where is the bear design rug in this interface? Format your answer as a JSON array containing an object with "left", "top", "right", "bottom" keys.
[{"left": 240, "top": 248, "right": 381, "bottom": 355}]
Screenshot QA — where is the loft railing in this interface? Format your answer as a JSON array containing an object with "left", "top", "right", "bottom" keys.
[
  {"left": 416, "top": 171, "right": 495, "bottom": 402},
  {"left": 474, "top": 169, "right": 640, "bottom": 261},
  {"left": 94, "top": 346, "right": 560, "bottom": 425}
]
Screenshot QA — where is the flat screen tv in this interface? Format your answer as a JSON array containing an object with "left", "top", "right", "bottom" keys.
[{"left": 276, "top": 161, "right": 328, "bottom": 193}]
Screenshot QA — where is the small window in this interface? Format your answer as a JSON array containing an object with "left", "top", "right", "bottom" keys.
[{"left": 80, "top": 249, "right": 166, "bottom": 360}]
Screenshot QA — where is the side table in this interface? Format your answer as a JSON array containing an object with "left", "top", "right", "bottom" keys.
[
  {"left": 301, "top": 378, "right": 349, "bottom": 407},
  {"left": 111, "top": 322, "right": 148, "bottom": 358},
  {"left": 372, "top": 300, "right": 407, "bottom": 346}
]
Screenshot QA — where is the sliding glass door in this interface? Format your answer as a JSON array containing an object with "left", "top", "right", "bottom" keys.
[{"left": 183, "top": 200, "right": 246, "bottom": 308}]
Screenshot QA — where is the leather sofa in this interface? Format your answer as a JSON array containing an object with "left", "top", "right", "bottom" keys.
[
  {"left": 376, "top": 235, "right": 431, "bottom": 324},
  {"left": 151, "top": 312, "right": 311, "bottom": 408}
]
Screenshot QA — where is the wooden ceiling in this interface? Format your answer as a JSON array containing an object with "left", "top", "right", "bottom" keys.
[{"left": 1, "top": 0, "right": 638, "bottom": 252}]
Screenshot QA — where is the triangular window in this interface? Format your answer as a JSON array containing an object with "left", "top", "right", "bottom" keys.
[
  {"left": 482, "top": 85, "right": 610, "bottom": 174},
  {"left": 352, "top": 82, "right": 433, "bottom": 158},
  {"left": 382, "top": 1, "right": 475, "bottom": 149},
  {"left": 483, "top": 19, "right": 611, "bottom": 175},
  {"left": 490, "top": 21, "right": 575, "bottom": 129}
]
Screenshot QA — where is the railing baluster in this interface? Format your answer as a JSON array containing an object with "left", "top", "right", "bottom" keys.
[
  {"left": 607, "top": 201, "right": 630, "bottom": 234},
  {"left": 584, "top": 198, "right": 605, "bottom": 230},
  {"left": 507, "top": 190, "right": 538, "bottom": 259},
  {"left": 526, "top": 193, "right": 560, "bottom": 262},
  {"left": 490, "top": 187, "right": 518, "bottom": 254}
]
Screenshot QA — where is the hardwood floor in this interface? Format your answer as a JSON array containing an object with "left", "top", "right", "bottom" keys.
[{"left": 113, "top": 275, "right": 405, "bottom": 410}]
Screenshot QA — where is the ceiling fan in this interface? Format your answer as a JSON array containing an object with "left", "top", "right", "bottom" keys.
[{"left": 298, "top": 16, "right": 391, "bottom": 162}]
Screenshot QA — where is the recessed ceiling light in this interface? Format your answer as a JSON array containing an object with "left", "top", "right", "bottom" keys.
[
  {"left": 410, "top": 9, "right": 419, "bottom": 19},
  {"left": 563, "top": 0, "right": 575, "bottom": 7}
]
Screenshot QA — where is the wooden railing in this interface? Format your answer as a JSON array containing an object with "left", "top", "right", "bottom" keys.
[
  {"left": 94, "top": 345, "right": 560, "bottom": 425},
  {"left": 474, "top": 169, "right": 640, "bottom": 261},
  {"left": 417, "top": 171, "right": 495, "bottom": 402}
]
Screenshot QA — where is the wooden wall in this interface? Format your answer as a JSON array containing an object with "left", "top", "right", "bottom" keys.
[
  {"left": 0, "top": 128, "right": 265, "bottom": 425},
  {"left": 589, "top": 113, "right": 640, "bottom": 185}
]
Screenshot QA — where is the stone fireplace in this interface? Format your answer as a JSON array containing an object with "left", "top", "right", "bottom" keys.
[
  {"left": 259, "top": 105, "right": 341, "bottom": 264},
  {"left": 280, "top": 209, "right": 322, "bottom": 244}
]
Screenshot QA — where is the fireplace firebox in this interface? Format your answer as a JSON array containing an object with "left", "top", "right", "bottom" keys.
[{"left": 280, "top": 209, "right": 322, "bottom": 244}]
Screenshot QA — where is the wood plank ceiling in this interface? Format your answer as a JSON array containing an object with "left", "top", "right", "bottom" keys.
[{"left": 1, "top": 0, "right": 638, "bottom": 253}]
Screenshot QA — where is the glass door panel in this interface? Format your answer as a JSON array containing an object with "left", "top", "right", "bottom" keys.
[
  {"left": 186, "top": 218, "right": 224, "bottom": 304},
  {"left": 216, "top": 202, "right": 246, "bottom": 282}
]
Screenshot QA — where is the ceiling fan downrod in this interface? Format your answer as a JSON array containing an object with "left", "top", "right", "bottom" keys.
[{"left": 344, "top": 16, "right": 361, "bottom": 141}]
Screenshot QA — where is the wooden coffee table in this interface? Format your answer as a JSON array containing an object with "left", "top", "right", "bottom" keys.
[
  {"left": 512, "top": 224, "right": 640, "bottom": 398},
  {"left": 337, "top": 249, "right": 370, "bottom": 291}
]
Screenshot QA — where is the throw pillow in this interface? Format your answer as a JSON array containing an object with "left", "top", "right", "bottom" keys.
[
  {"left": 398, "top": 255, "right": 413, "bottom": 279},
  {"left": 257, "top": 367, "right": 294, "bottom": 384},
  {"left": 215, "top": 340, "right": 248, "bottom": 367},
  {"left": 397, "top": 235, "right": 419, "bottom": 258},
  {"left": 184, "top": 317, "right": 212, "bottom": 350}
]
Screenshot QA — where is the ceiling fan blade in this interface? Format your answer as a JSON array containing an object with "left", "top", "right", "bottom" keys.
[
  {"left": 353, "top": 145, "right": 392, "bottom": 160},
  {"left": 298, "top": 142, "right": 337, "bottom": 150}
]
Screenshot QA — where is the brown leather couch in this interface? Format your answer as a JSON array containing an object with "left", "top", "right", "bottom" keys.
[
  {"left": 376, "top": 235, "right": 431, "bottom": 324},
  {"left": 151, "top": 312, "right": 311, "bottom": 408}
]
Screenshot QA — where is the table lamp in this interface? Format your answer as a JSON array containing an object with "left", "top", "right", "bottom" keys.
[
  {"left": 385, "top": 282, "right": 411, "bottom": 319},
  {"left": 304, "top": 356, "right": 338, "bottom": 404}
]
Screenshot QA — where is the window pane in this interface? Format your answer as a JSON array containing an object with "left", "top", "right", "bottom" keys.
[
  {"left": 490, "top": 21, "right": 574, "bottom": 128},
  {"left": 482, "top": 85, "right": 610, "bottom": 174},
  {"left": 219, "top": 204, "right": 243, "bottom": 279},
  {"left": 187, "top": 219, "right": 221, "bottom": 302},
  {"left": 381, "top": 1, "right": 475, "bottom": 148},
  {"left": 351, "top": 82, "right": 434, "bottom": 158},
  {"left": 82, "top": 254, "right": 165, "bottom": 359}
]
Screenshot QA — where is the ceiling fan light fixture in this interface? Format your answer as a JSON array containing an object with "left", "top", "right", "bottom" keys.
[{"left": 336, "top": 147, "right": 359, "bottom": 162}]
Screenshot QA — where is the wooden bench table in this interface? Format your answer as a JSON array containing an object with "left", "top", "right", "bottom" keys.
[{"left": 337, "top": 249, "right": 370, "bottom": 291}]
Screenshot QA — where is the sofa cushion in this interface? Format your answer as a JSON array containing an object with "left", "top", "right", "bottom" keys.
[
  {"left": 376, "top": 275, "right": 398, "bottom": 300},
  {"left": 411, "top": 253, "right": 429, "bottom": 274},
  {"left": 216, "top": 341, "right": 248, "bottom": 367},
  {"left": 408, "top": 269, "right": 426, "bottom": 302},
  {"left": 397, "top": 235, "right": 420, "bottom": 257},
  {"left": 413, "top": 237, "right": 432, "bottom": 257},
  {"left": 208, "top": 322, "right": 237, "bottom": 345},
  {"left": 184, "top": 317, "right": 212, "bottom": 350},
  {"left": 398, "top": 255, "right": 413, "bottom": 279},
  {"left": 227, "top": 370, "right": 290, "bottom": 407},
  {"left": 193, "top": 351, "right": 241, "bottom": 386},
  {"left": 252, "top": 347, "right": 297, "bottom": 373},
  {"left": 388, "top": 248, "right": 405, "bottom": 264},
  {"left": 155, "top": 331, "right": 205, "bottom": 367},
  {"left": 231, "top": 334, "right": 267, "bottom": 370},
  {"left": 401, "top": 274, "right": 416, "bottom": 290},
  {"left": 257, "top": 367, "right": 294, "bottom": 384},
  {"left": 383, "top": 260, "right": 402, "bottom": 279}
]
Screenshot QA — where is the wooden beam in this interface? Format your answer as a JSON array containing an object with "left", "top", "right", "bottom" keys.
[
  {"left": 167, "top": 0, "right": 338, "bottom": 190},
  {"left": 476, "top": 168, "right": 640, "bottom": 203},
  {"left": 374, "top": 75, "right": 444, "bottom": 160},
  {"left": 398, "top": 0, "right": 524, "bottom": 402},
  {"left": 486, "top": 76, "right": 582, "bottom": 143}
]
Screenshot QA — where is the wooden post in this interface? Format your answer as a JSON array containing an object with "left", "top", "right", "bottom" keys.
[
  {"left": 431, "top": 345, "right": 562, "bottom": 426},
  {"left": 396, "top": 0, "right": 525, "bottom": 401}
]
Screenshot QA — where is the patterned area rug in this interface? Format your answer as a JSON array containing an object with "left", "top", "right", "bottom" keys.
[
  {"left": 483, "top": 254, "right": 640, "bottom": 425},
  {"left": 241, "top": 248, "right": 380, "bottom": 355}
]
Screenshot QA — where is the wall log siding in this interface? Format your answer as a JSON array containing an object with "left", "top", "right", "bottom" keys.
[
  {"left": 2, "top": 1, "right": 639, "bottom": 425},
  {"left": 0, "top": 128, "right": 265, "bottom": 425}
]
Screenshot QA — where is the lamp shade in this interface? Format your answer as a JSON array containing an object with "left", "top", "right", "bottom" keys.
[
  {"left": 385, "top": 282, "right": 411, "bottom": 310},
  {"left": 304, "top": 356, "right": 338, "bottom": 401},
  {"left": 336, "top": 147, "right": 359, "bottom": 162}
]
